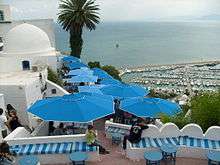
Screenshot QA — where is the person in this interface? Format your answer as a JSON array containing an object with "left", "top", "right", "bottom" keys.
[
  {"left": 0, "top": 108, "right": 8, "bottom": 138},
  {"left": 65, "top": 122, "right": 75, "bottom": 135},
  {"left": 0, "top": 141, "right": 14, "bottom": 164},
  {"left": 48, "top": 121, "right": 55, "bottom": 136},
  {"left": 6, "top": 104, "right": 15, "bottom": 118},
  {"left": 79, "top": 82, "right": 85, "bottom": 86},
  {"left": 7, "top": 111, "right": 22, "bottom": 132},
  {"left": 123, "top": 118, "right": 149, "bottom": 150},
  {"left": 86, "top": 125, "right": 109, "bottom": 154},
  {"left": 53, "top": 123, "right": 66, "bottom": 135}
]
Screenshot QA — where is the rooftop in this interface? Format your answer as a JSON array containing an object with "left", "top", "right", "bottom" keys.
[{"left": 0, "top": 70, "right": 44, "bottom": 86}]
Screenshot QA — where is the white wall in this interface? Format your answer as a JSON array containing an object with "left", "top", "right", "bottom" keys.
[
  {"left": 31, "top": 121, "right": 49, "bottom": 137},
  {"left": 0, "top": 94, "right": 6, "bottom": 113},
  {"left": 0, "top": 53, "right": 58, "bottom": 73},
  {"left": 104, "top": 120, "right": 220, "bottom": 160},
  {"left": 46, "top": 80, "right": 69, "bottom": 97},
  {"left": 0, "top": 85, "right": 29, "bottom": 125},
  {"left": 0, "top": 70, "right": 47, "bottom": 126}
]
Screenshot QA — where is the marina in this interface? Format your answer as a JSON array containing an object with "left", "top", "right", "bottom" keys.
[{"left": 121, "top": 61, "right": 220, "bottom": 95}]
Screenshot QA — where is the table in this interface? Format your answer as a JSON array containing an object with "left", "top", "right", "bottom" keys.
[
  {"left": 69, "top": 152, "right": 88, "bottom": 165},
  {"left": 144, "top": 151, "right": 163, "bottom": 165},
  {"left": 207, "top": 150, "right": 220, "bottom": 165},
  {"left": 19, "top": 155, "right": 40, "bottom": 165},
  {"left": 160, "top": 143, "right": 178, "bottom": 163}
]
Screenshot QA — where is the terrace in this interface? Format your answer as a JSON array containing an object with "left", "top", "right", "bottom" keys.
[{"left": 4, "top": 118, "right": 219, "bottom": 165}]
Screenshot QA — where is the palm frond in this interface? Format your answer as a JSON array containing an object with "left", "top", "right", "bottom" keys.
[{"left": 58, "top": 0, "right": 100, "bottom": 31}]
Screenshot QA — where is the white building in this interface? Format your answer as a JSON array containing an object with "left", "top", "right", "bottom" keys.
[
  {"left": 0, "top": 22, "right": 67, "bottom": 129},
  {"left": 0, "top": 4, "right": 56, "bottom": 51}
]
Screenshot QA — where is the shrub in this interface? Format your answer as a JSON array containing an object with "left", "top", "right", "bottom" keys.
[
  {"left": 190, "top": 92, "right": 220, "bottom": 131},
  {"left": 101, "top": 65, "right": 121, "bottom": 81},
  {"left": 47, "top": 68, "right": 63, "bottom": 86},
  {"left": 88, "top": 61, "right": 101, "bottom": 68},
  {"left": 88, "top": 61, "right": 121, "bottom": 81},
  {"left": 161, "top": 91, "right": 220, "bottom": 131},
  {"left": 160, "top": 112, "right": 191, "bottom": 129}
]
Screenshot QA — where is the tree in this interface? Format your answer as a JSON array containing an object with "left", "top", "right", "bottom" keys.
[
  {"left": 190, "top": 92, "right": 220, "bottom": 131},
  {"left": 102, "top": 65, "right": 121, "bottom": 81},
  {"left": 88, "top": 61, "right": 122, "bottom": 81},
  {"left": 58, "top": 0, "right": 100, "bottom": 58},
  {"left": 88, "top": 61, "right": 101, "bottom": 68},
  {"left": 48, "top": 68, "right": 63, "bottom": 86}
]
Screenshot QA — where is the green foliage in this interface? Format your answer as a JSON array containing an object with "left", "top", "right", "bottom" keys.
[
  {"left": 181, "top": 104, "right": 190, "bottom": 114},
  {"left": 48, "top": 68, "right": 63, "bottom": 86},
  {"left": 88, "top": 61, "right": 121, "bottom": 81},
  {"left": 101, "top": 65, "right": 121, "bottom": 81},
  {"left": 88, "top": 61, "right": 101, "bottom": 68},
  {"left": 161, "top": 91, "right": 220, "bottom": 131},
  {"left": 190, "top": 92, "right": 220, "bottom": 131},
  {"left": 58, "top": 0, "right": 100, "bottom": 58},
  {"left": 160, "top": 112, "right": 191, "bottom": 129}
]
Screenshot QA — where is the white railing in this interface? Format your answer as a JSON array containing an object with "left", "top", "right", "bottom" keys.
[{"left": 105, "top": 120, "right": 220, "bottom": 160}]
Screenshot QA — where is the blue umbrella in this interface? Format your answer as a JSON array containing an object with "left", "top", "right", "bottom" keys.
[
  {"left": 28, "top": 93, "right": 114, "bottom": 122},
  {"left": 66, "top": 62, "right": 88, "bottom": 70},
  {"left": 100, "top": 84, "right": 149, "bottom": 99},
  {"left": 67, "top": 75, "right": 98, "bottom": 83},
  {"left": 99, "top": 78, "right": 122, "bottom": 85},
  {"left": 78, "top": 85, "right": 106, "bottom": 94},
  {"left": 80, "top": 92, "right": 114, "bottom": 101},
  {"left": 67, "top": 67, "right": 93, "bottom": 76},
  {"left": 62, "top": 56, "right": 81, "bottom": 63},
  {"left": 92, "top": 68, "right": 113, "bottom": 79},
  {"left": 120, "top": 97, "right": 181, "bottom": 118}
]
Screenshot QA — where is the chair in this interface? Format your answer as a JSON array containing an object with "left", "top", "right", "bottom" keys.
[
  {"left": 160, "top": 143, "right": 178, "bottom": 164},
  {"left": 19, "top": 155, "right": 40, "bottom": 165},
  {"left": 69, "top": 152, "right": 88, "bottom": 165},
  {"left": 207, "top": 150, "right": 220, "bottom": 165},
  {"left": 111, "top": 133, "right": 122, "bottom": 145},
  {"left": 144, "top": 151, "right": 163, "bottom": 165}
]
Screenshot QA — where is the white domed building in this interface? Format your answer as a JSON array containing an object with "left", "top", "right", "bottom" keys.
[
  {"left": 0, "top": 23, "right": 68, "bottom": 129},
  {"left": 0, "top": 23, "right": 58, "bottom": 72}
]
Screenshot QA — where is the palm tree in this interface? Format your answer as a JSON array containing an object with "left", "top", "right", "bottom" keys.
[{"left": 58, "top": 0, "right": 100, "bottom": 58}]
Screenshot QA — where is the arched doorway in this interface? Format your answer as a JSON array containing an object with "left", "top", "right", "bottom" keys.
[{"left": 22, "top": 60, "right": 30, "bottom": 70}]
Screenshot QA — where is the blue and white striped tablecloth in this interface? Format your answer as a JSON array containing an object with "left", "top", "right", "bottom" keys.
[
  {"left": 131, "top": 137, "right": 179, "bottom": 148},
  {"left": 11, "top": 142, "right": 72, "bottom": 156},
  {"left": 179, "top": 136, "right": 220, "bottom": 150}
]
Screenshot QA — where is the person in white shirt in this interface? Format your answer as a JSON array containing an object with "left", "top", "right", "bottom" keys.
[{"left": 0, "top": 108, "right": 8, "bottom": 138}]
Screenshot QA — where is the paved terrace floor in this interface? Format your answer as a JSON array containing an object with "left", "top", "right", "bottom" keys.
[{"left": 46, "top": 119, "right": 207, "bottom": 165}]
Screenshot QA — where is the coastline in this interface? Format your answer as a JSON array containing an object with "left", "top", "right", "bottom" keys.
[{"left": 119, "top": 60, "right": 220, "bottom": 76}]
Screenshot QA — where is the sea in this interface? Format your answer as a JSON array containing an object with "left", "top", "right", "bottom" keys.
[{"left": 55, "top": 21, "right": 220, "bottom": 68}]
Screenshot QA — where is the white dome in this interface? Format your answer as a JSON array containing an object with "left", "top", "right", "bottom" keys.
[{"left": 2, "top": 23, "right": 54, "bottom": 56}]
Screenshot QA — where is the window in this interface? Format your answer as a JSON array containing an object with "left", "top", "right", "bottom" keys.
[
  {"left": 51, "top": 89, "right": 57, "bottom": 94},
  {"left": 22, "top": 61, "right": 30, "bottom": 70},
  {"left": 0, "top": 11, "right": 4, "bottom": 21}
]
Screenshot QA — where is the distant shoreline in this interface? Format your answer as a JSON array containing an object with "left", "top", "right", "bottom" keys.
[{"left": 119, "top": 60, "right": 220, "bottom": 75}]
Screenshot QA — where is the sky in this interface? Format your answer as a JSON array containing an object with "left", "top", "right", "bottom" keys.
[{"left": 1, "top": 0, "right": 220, "bottom": 21}]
